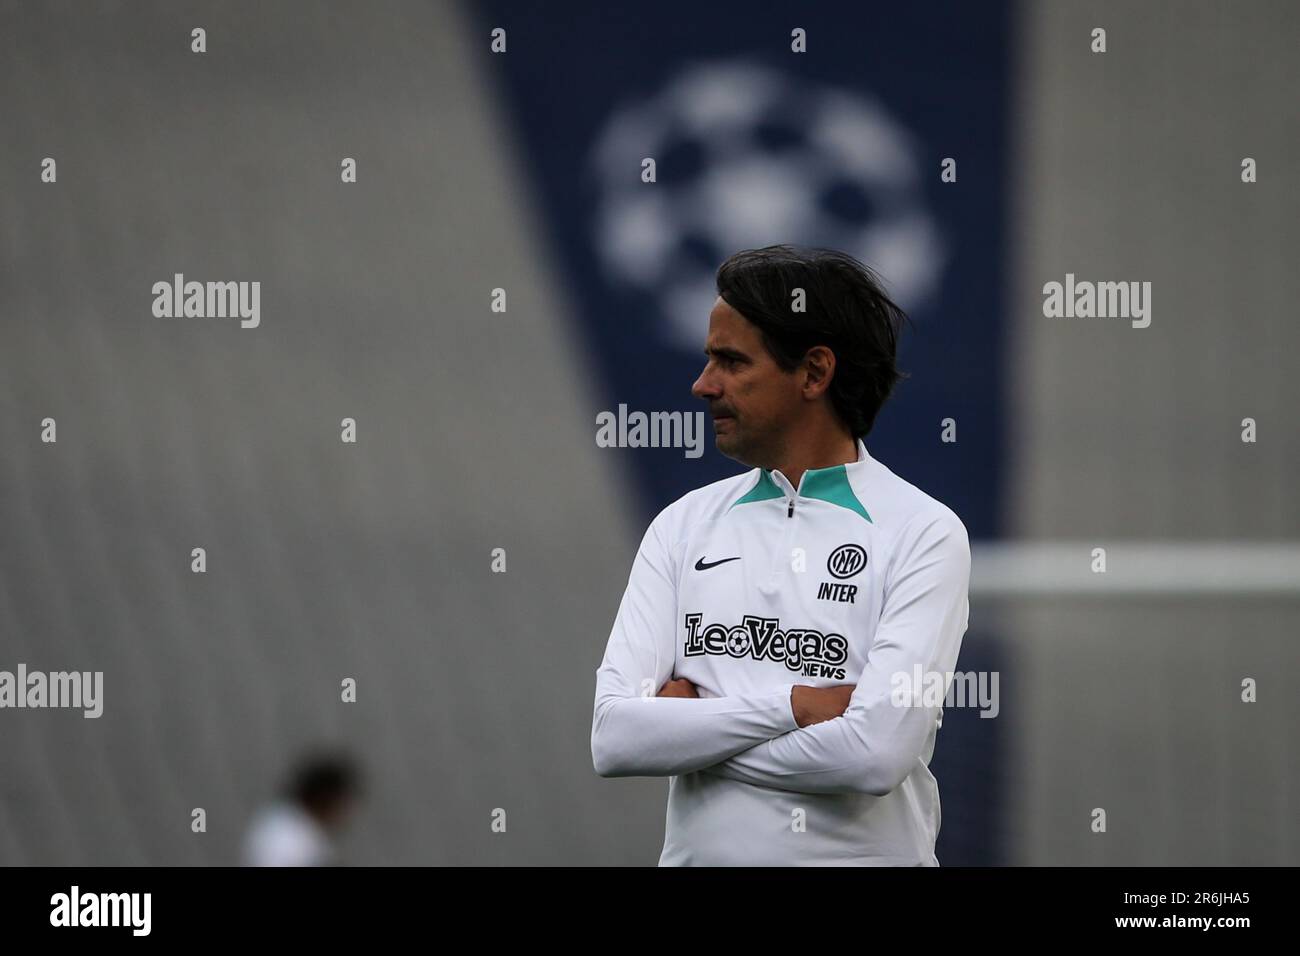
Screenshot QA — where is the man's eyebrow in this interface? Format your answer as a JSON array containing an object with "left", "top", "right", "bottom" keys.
[{"left": 704, "top": 346, "right": 749, "bottom": 361}]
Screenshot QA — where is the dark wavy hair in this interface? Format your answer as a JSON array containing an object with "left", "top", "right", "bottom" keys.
[
  {"left": 716, "top": 245, "right": 911, "bottom": 438},
  {"left": 290, "top": 754, "right": 360, "bottom": 815}
]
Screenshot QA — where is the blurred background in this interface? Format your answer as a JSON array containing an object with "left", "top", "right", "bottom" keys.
[{"left": 1, "top": 0, "right": 1297, "bottom": 865}]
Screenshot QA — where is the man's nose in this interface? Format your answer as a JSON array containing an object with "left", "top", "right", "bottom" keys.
[{"left": 691, "top": 368, "right": 720, "bottom": 401}]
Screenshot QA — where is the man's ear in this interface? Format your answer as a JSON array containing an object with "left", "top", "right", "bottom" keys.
[{"left": 802, "top": 345, "right": 836, "bottom": 398}]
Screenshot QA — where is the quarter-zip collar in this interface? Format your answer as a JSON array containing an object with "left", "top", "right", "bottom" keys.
[{"left": 729, "top": 439, "right": 874, "bottom": 523}]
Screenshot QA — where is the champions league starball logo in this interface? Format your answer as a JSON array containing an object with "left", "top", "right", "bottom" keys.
[{"left": 587, "top": 60, "right": 946, "bottom": 350}]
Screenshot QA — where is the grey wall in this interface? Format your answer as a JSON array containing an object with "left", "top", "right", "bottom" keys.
[
  {"left": 1002, "top": 0, "right": 1299, "bottom": 864},
  {"left": 0, "top": 0, "right": 656, "bottom": 865}
]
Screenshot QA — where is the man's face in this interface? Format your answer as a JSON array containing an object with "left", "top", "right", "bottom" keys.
[{"left": 691, "top": 296, "right": 803, "bottom": 467}]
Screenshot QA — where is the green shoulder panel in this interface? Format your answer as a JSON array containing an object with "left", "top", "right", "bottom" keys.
[
  {"left": 800, "top": 464, "right": 873, "bottom": 523},
  {"left": 728, "top": 470, "right": 784, "bottom": 509}
]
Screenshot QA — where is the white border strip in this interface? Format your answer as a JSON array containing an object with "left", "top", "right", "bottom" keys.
[{"left": 970, "top": 542, "right": 1300, "bottom": 596}]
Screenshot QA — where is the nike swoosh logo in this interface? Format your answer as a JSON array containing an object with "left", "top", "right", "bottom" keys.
[{"left": 694, "top": 556, "right": 741, "bottom": 571}]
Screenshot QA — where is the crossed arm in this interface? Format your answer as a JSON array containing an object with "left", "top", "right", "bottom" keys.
[{"left": 590, "top": 510, "right": 970, "bottom": 796}]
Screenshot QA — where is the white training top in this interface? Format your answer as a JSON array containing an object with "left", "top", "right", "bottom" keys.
[
  {"left": 241, "top": 802, "right": 333, "bottom": 867},
  {"left": 591, "top": 439, "right": 971, "bottom": 866}
]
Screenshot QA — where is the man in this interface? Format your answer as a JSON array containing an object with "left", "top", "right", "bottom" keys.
[
  {"left": 242, "top": 754, "right": 361, "bottom": 866},
  {"left": 591, "top": 245, "right": 971, "bottom": 866}
]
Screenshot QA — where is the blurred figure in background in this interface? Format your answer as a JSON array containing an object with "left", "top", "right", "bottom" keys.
[{"left": 242, "top": 754, "right": 361, "bottom": 866}]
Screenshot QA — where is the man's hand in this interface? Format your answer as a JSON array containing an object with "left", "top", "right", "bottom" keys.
[
  {"left": 790, "top": 684, "right": 856, "bottom": 728},
  {"left": 657, "top": 677, "right": 699, "bottom": 698}
]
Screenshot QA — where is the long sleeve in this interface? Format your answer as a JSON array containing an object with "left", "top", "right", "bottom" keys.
[
  {"left": 591, "top": 511, "right": 800, "bottom": 778},
  {"left": 700, "top": 511, "right": 971, "bottom": 795}
]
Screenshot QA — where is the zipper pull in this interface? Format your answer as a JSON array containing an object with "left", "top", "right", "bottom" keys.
[{"left": 787, "top": 498, "right": 795, "bottom": 518}]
